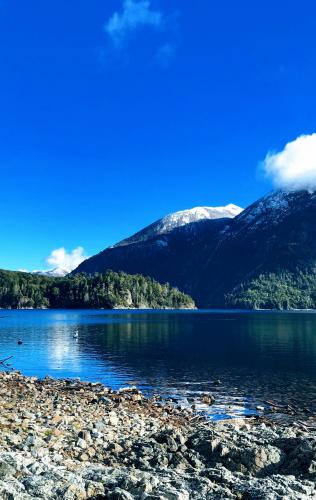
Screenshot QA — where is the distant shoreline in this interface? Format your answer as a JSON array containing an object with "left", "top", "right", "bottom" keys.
[
  {"left": 0, "top": 306, "right": 197, "bottom": 311},
  {"left": 1, "top": 307, "right": 316, "bottom": 312}
]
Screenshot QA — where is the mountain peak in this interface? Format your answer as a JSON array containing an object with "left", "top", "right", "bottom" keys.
[
  {"left": 73, "top": 190, "right": 316, "bottom": 309},
  {"left": 164, "top": 204, "right": 243, "bottom": 222},
  {"left": 114, "top": 204, "right": 243, "bottom": 248},
  {"left": 32, "top": 267, "right": 69, "bottom": 277},
  {"left": 237, "top": 189, "right": 316, "bottom": 229}
]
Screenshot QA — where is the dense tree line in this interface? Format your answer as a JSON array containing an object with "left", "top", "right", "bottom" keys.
[
  {"left": 0, "top": 270, "right": 195, "bottom": 310},
  {"left": 225, "top": 268, "right": 316, "bottom": 310}
]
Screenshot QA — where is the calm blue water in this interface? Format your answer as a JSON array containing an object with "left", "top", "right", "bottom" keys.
[{"left": 1, "top": 309, "right": 316, "bottom": 419}]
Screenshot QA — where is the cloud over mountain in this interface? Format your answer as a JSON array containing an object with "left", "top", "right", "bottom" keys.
[
  {"left": 46, "top": 247, "right": 88, "bottom": 272},
  {"left": 264, "top": 133, "right": 316, "bottom": 190}
]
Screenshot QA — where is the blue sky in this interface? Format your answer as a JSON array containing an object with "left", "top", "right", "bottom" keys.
[{"left": 1, "top": 0, "right": 316, "bottom": 271}]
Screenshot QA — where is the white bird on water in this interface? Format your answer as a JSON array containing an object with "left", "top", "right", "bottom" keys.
[{"left": 73, "top": 330, "right": 79, "bottom": 339}]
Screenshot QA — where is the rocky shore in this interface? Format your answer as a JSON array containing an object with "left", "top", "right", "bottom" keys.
[{"left": 0, "top": 372, "right": 315, "bottom": 499}]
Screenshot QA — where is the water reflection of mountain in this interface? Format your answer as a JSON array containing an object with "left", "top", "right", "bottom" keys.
[
  {"left": 2, "top": 310, "right": 316, "bottom": 410},
  {"left": 75, "top": 312, "right": 316, "bottom": 401}
]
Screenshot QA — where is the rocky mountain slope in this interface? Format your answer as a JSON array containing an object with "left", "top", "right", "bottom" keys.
[
  {"left": 196, "top": 190, "right": 316, "bottom": 307},
  {"left": 74, "top": 207, "right": 234, "bottom": 300},
  {"left": 114, "top": 204, "right": 243, "bottom": 247},
  {"left": 74, "top": 191, "right": 316, "bottom": 309}
]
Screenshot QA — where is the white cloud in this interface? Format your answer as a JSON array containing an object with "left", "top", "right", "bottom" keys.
[
  {"left": 263, "top": 133, "right": 316, "bottom": 190},
  {"left": 105, "top": 0, "right": 163, "bottom": 47},
  {"left": 16, "top": 247, "right": 88, "bottom": 274},
  {"left": 46, "top": 246, "right": 88, "bottom": 272}
]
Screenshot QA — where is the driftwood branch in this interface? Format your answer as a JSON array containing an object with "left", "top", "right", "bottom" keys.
[{"left": 0, "top": 356, "right": 13, "bottom": 367}]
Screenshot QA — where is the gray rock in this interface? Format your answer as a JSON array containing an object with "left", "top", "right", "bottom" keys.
[
  {"left": 94, "top": 421, "right": 107, "bottom": 432},
  {"left": 0, "top": 478, "right": 32, "bottom": 499},
  {"left": 0, "top": 456, "right": 17, "bottom": 479},
  {"left": 107, "top": 487, "right": 134, "bottom": 499},
  {"left": 76, "top": 438, "right": 87, "bottom": 450},
  {"left": 25, "top": 435, "right": 45, "bottom": 449},
  {"left": 239, "top": 445, "right": 285, "bottom": 475},
  {"left": 22, "top": 475, "right": 55, "bottom": 498}
]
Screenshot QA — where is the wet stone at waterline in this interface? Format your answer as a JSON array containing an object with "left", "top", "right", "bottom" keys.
[{"left": 1, "top": 309, "right": 316, "bottom": 422}]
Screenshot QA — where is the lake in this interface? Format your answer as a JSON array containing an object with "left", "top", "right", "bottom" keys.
[{"left": 1, "top": 309, "right": 316, "bottom": 420}]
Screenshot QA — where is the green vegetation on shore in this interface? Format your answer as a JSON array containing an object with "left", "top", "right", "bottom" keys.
[
  {"left": 225, "top": 268, "right": 316, "bottom": 310},
  {"left": 0, "top": 269, "right": 195, "bottom": 309}
]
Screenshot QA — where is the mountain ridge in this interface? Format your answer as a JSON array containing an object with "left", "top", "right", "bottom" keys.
[
  {"left": 113, "top": 204, "right": 243, "bottom": 248},
  {"left": 74, "top": 190, "right": 316, "bottom": 309}
]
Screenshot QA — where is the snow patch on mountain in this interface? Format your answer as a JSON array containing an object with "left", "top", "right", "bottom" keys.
[
  {"left": 115, "top": 204, "right": 243, "bottom": 247},
  {"left": 238, "top": 191, "right": 290, "bottom": 225},
  {"left": 159, "top": 205, "right": 243, "bottom": 232},
  {"left": 32, "top": 267, "right": 69, "bottom": 277},
  {"left": 235, "top": 190, "right": 316, "bottom": 234}
]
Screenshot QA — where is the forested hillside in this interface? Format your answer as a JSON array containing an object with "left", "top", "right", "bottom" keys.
[
  {"left": 0, "top": 270, "right": 195, "bottom": 310},
  {"left": 225, "top": 269, "right": 316, "bottom": 310}
]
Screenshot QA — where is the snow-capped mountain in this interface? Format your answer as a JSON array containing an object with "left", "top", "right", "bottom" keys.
[
  {"left": 114, "top": 204, "right": 243, "bottom": 247},
  {"left": 152, "top": 204, "right": 242, "bottom": 233},
  {"left": 194, "top": 189, "right": 316, "bottom": 306},
  {"left": 74, "top": 202, "right": 244, "bottom": 289},
  {"left": 74, "top": 190, "right": 316, "bottom": 308},
  {"left": 158, "top": 204, "right": 242, "bottom": 229},
  {"left": 32, "top": 267, "right": 69, "bottom": 278}
]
